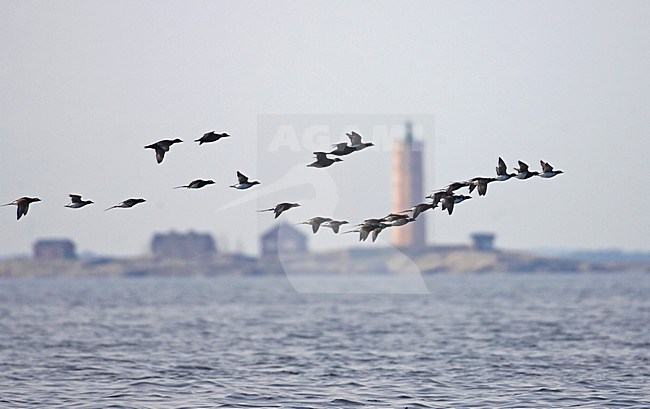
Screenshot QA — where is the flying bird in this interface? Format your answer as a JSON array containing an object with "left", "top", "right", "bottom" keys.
[
  {"left": 195, "top": 131, "right": 230, "bottom": 145},
  {"left": 230, "top": 171, "right": 260, "bottom": 190},
  {"left": 2, "top": 197, "right": 41, "bottom": 220},
  {"left": 65, "top": 194, "right": 94, "bottom": 208},
  {"left": 425, "top": 190, "right": 448, "bottom": 207},
  {"left": 322, "top": 220, "right": 349, "bottom": 234},
  {"left": 539, "top": 160, "right": 564, "bottom": 178},
  {"left": 173, "top": 179, "right": 215, "bottom": 189},
  {"left": 329, "top": 142, "right": 356, "bottom": 156},
  {"left": 258, "top": 202, "right": 300, "bottom": 219},
  {"left": 401, "top": 202, "right": 437, "bottom": 219},
  {"left": 441, "top": 194, "right": 472, "bottom": 215},
  {"left": 467, "top": 177, "right": 497, "bottom": 196},
  {"left": 144, "top": 139, "right": 183, "bottom": 164},
  {"left": 307, "top": 152, "right": 343, "bottom": 168},
  {"left": 346, "top": 131, "right": 375, "bottom": 151},
  {"left": 514, "top": 160, "right": 539, "bottom": 179},
  {"left": 105, "top": 198, "right": 146, "bottom": 211},
  {"left": 496, "top": 157, "right": 517, "bottom": 181},
  {"left": 298, "top": 217, "right": 333, "bottom": 233}
]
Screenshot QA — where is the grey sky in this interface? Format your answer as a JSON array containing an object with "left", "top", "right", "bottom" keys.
[{"left": 1, "top": 1, "right": 649, "bottom": 257}]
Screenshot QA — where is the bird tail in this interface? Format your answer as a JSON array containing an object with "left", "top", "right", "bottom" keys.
[
  {"left": 1, "top": 202, "right": 13, "bottom": 207},
  {"left": 104, "top": 205, "right": 117, "bottom": 211},
  {"left": 257, "top": 208, "right": 273, "bottom": 212}
]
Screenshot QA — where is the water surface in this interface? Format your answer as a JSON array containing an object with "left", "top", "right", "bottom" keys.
[{"left": 0, "top": 272, "right": 648, "bottom": 408}]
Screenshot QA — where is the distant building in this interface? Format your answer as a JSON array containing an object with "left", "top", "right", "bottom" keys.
[
  {"left": 392, "top": 122, "right": 426, "bottom": 250},
  {"left": 471, "top": 233, "right": 495, "bottom": 251},
  {"left": 33, "top": 239, "right": 77, "bottom": 260},
  {"left": 260, "top": 223, "right": 307, "bottom": 258},
  {"left": 151, "top": 231, "right": 216, "bottom": 260}
]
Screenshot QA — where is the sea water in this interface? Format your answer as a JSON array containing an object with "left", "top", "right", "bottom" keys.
[{"left": 0, "top": 272, "right": 648, "bottom": 408}]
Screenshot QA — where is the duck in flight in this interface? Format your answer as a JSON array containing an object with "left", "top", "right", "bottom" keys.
[
  {"left": 514, "top": 160, "right": 539, "bottom": 179},
  {"left": 65, "top": 194, "right": 94, "bottom": 208},
  {"left": 467, "top": 177, "right": 496, "bottom": 196},
  {"left": 298, "top": 216, "right": 333, "bottom": 233},
  {"left": 496, "top": 157, "right": 517, "bottom": 181},
  {"left": 539, "top": 160, "right": 564, "bottom": 178},
  {"left": 322, "top": 219, "right": 349, "bottom": 234},
  {"left": 401, "top": 202, "right": 437, "bottom": 219},
  {"left": 329, "top": 142, "right": 357, "bottom": 156},
  {"left": 230, "top": 171, "right": 260, "bottom": 189},
  {"left": 173, "top": 179, "right": 215, "bottom": 189},
  {"left": 2, "top": 197, "right": 41, "bottom": 220},
  {"left": 307, "top": 152, "right": 343, "bottom": 168},
  {"left": 441, "top": 194, "right": 472, "bottom": 215},
  {"left": 258, "top": 202, "right": 300, "bottom": 219},
  {"left": 145, "top": 139, "right": 183, "bottom": 164},
  {"left": 105, "top": 198, "right": 146, "bottom": 211},
  {"left": 346, "top": 131, "right": 375, "bottom": 151},
  {"left": 195, "top": 131, "right": 230, "bottom": 145}
]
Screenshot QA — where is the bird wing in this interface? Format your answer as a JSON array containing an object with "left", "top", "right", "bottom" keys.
[
  {"left": 478, "top": 181, "right": 488, "bottom": 196},
  {"left": 69, "top": 194, "right": 82, "bottom": 203},
  {"left": 155, "top": 147, "right": 165, "bottom": 164},
  {"left": 17, "top": 201, "right": 28, "bottom": 219},
  {"left": 517, "top": 160, "right": 529, "bottom": 173},
  {"left": 540, "top": 160, "right": 553, "bottom": 173},
  {"left": 237, "top": 171, "right": 249, "bottom": 184},
  {"left": 347, "top": 131, "right": 362, "bottom": 146},
  {"left": 497, "top": 157, "right": 507, "bottom": 175},
  {"left": 313, "top": 152, "right": 328, "bottom": 161}
]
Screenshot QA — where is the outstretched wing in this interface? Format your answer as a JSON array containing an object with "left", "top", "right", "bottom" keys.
[
  {"left": 346, "top": 131, "right": 362, "bottom": 146},
  {"left": 516, "top": 160, "right": 529, "bottom": 173},
  {"left": 496, "top": 157, "right": 507, "bottom": 175},
  {"left": 237, "top": 171, "right": 249, "bottom": 184}
]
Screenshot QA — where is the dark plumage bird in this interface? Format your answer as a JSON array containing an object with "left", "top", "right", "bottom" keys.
[
  {"left": 514, "top": 160, "right": 539, "bottom": 179},
  {"left": 382, "top": 213, "right": 409, "bottom": 223},
  {"left": 329, "top": 142, "right": 356, "bottom": 156},
  {"left": 307, "top": 152, "right": 343, "bottom": 168},
  {"left": 298, "top": 217, "right": 333, "bottom": 233},
  {"left": 425, "top": 190, "right": 448, "bottom": 207},
  {"left": 258, "top": 202, "right": 300, "bottom": 219},
  {"left": 230, "top": 171, "right": 260, "bottom": 189},
  {"left": 401, "top": 202, "right": 437, "bottom": 219},
  {"left": 496, "top": 157, "right": 516, "bottom": 181},
  {"left": 2, "top": 197, "right": 41, "bottom": 220},
  {"left": 539, "top": 160, "right": 564, "bottom": 178},
  {"left": 65, "top": 194, "right": 94, "bottom": 208},
  {"left": 346, "top": 131, "right": 375, "bottom": 151},
  {"left": 322, "top": 219, "right": 349, "bottom": 234},
  {"left": 389, "top": 216, "right": 416, "bottom": 227},
  {"left": 195, "top": 131, "right": 230, "bottom": 145},
  {"left": 345, "top": 222, "right": 388, "bottom": 242},
  {"left": 144, "top": 139, "right": 183, "bottom": 164},
  {"left": 105, "top": 198, "right": 146, "bottom": 211},
  {"left": 441, "top": 194, "right": 471, "bottom": 215},
  {"left": 443, "top": 181, "right": 470, "bottom": 194},
  {"left": 174, "top": 179, "right": 215, "bottom": 189},
  {"left": 467, "top": 177, "right": 497, "bottom": 196}
]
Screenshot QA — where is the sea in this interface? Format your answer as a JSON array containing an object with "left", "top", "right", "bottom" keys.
[{"left": 0, "top": 272, "right": 648, "bottom": 408}]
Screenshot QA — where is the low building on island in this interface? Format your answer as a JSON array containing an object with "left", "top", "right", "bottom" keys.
[
  {"left": 260, "top": 223, "right": 308, "bottom": 258},
  {"left": 151, "top": 231, "right": 217, "bottom": 260},
  {"left": 33, "top": 239, "right": 77, "bottom": 260}
]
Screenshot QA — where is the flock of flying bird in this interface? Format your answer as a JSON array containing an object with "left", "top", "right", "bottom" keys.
[{"left": 3, "top": 130, "right": 563, "bottom": 245}]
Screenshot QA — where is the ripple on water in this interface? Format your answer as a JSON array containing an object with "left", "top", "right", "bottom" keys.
[{"left": 0, "top": 274, "right": 648, "bottom": 408}]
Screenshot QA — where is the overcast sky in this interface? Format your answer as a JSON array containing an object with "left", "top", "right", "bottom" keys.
[{"left": 1, "top": 1, "right": 649, "bottom": 257}]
